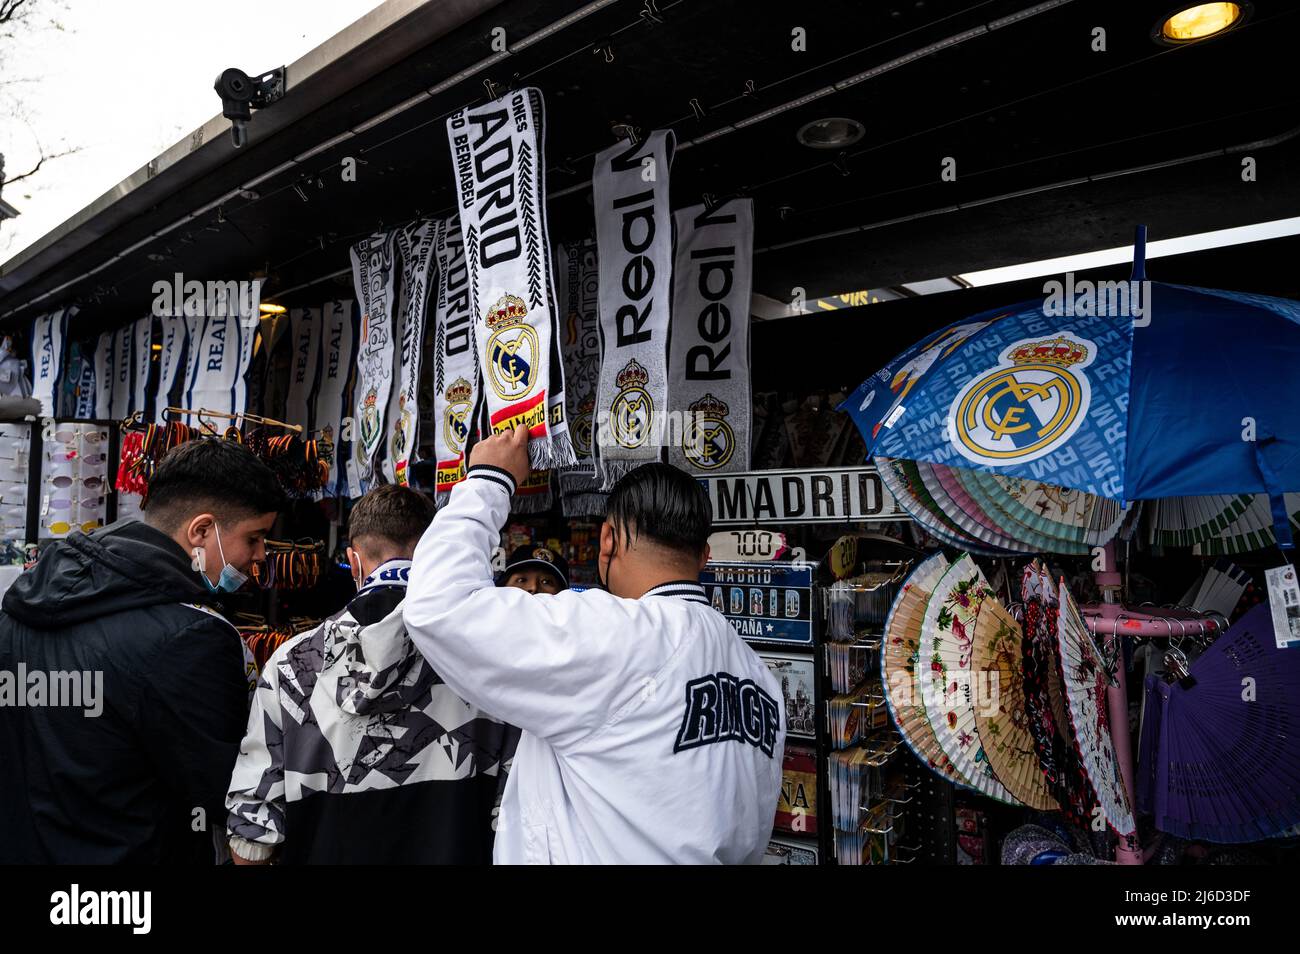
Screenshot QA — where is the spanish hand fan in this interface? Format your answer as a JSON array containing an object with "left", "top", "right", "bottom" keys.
[
  {"left": 913, "top": 460, "right": 1037, "bottom": 553},
  {"left": 876, "top": 457, "right": 1002, "bottom": 555},
  {"left": 918, "top": 554, "right": 1021, "bottom": 804},
  {"left": 1056, "top": 578, "right": 1136, "bottom": 837},
  {"left": 1020, "top": 561, "right": 1097, "bottom": 827},
  {"left": 962, "top": 467, "right": 1131, "bottom": 551},
  {"left": 1139, "top": 603, "right": 1300, "bottom": 842},
  {"left": 972, "top": 597, "right": 1058, "bottom": 810},
  {"left": 881, "top": 553, "right": 974, "bottom": 788}
]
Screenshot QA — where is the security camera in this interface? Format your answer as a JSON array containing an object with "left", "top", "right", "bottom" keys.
[{"left": 214, "top": 66, "right": 286, "bottom": 148}]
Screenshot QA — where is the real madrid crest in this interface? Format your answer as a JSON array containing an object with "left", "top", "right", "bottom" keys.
[
  {"left": 359, "top": 386, "right": 382, "bottom": 451},
  {"left": 443, "top": 376, "right": 473, "bottom": 452},
  {"left": 532, "top": 547, "right": 555, "bottom": 563},
  {"left": 947, "top": 332, "right": 1096, "bottom": 466},
  {"left": 484, "top": 294, "right": 538, "bottom": 402},
  {"left": 683, "top": 392, "right": 735, "bottom": 470},
  {"left": 611, "top": 358, "right": 653, "bottom": 449}
]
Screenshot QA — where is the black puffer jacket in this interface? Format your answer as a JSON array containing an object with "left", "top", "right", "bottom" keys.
[{"left": 0, "top": 520, "right": 250, "bottom": 864}]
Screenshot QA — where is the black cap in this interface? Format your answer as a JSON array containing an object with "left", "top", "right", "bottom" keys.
[{"left": 498, "top": 544, "right": 569, "bottom": 589}]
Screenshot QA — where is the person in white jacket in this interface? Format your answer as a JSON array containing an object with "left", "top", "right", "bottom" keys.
[{"left": 404, "top": 425, "right": 785, "bottom": 864}]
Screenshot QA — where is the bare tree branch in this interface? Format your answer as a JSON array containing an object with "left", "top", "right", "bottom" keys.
[
  {"left": 0, "top": 0, "right": 32, "bottom": 27},
  {"left": 2, "top": 145, "right": 78, "bottom": 186}
]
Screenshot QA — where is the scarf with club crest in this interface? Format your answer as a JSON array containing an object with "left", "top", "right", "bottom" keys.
[
  {"left": 350, "top": 232, "right": 399, "bottom": 495},
  {"left": 386, "top": 219, "right": 441, "bottom": 486},
  {"left": 592, "top": 129, "right": 676, "bottom": 488},
  {"left": 314, "top": 299, "right": 360, "bottom": 498},
  {"left": 445, "top": 86, "right": 574, "bottom": 476},
  {"left": 555, "top": 238, "right": 606, "bottom": 516},
  {"left": 667, "top": 198, "right": 754, "bottom": 475},
  {"left": 430, "top": 215, "right": 481, "bottom": 506}
]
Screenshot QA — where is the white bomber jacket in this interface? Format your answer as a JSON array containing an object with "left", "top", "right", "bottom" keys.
[{"left": 404, "top": 465, "right": 786, "bottom": 864}]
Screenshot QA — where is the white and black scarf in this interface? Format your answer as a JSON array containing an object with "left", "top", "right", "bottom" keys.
[
  {"left": 555, "top": 239, "right": 606, "bottom": 516},
  {"left": 445, "top": 86, "right": 574, "bottom": 473},
  {"left": 314, "top": 299, "right": 360, "bottom": 498},
  {"left": 154, "top": 315, "right": 187, "bottom": 424},
  {"left": 351, "top": 233, "right": 399, "bottom": 494},
  {"left": 131, "top": 317, "right": 153, "bottom": 417},
  {"left": 93, "top": 332, "right": 113, "bottom": 420},
  {"left": 667, "top": 199, "right": 754, "bottom": 475},
  {"left": 387, "top": 219, "right": 441, "bottom": 486},
  {"left": 111, "top": 322, "right": 133, "bottom": 420},
  {"left": 592, "top": 129, "right": 676, "bottom": 488},
  {"left": 28, "top": 308, "right": 70, "bottom": 418},
  {"left": 430, "top": 215, "right": 481, "bottom": 505},
  {"left": 285, "top": 307, "right": 323, "bottom": 431}
]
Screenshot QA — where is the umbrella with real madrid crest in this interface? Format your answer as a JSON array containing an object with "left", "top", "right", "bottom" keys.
[{"left": 839, "top": 236, "right": 1300, "bottom": 555}]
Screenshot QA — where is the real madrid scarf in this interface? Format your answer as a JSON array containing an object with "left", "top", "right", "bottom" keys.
[
  {"left": 285, "top": 306, "right": 323, "bottom": 430},
  {"left": 445, "top": 86, "right": 575, "bottom": 473},
  {"left": 555, "top": 239, "right": 606, "bottom": 516},
  {"left": 111, "top": 321, "right": 133, "bottom": 420},
  {"left": 154, "top": 315, "right": 186, "bottom": 424},
  {"left": 387, "top": 219, "right": 441, "bottom": 486},
  {"left": 314, "top": 299, "right": 360, "bottom": 498},
  {"left": 93, "top": 331, "right": 113, "bottom": 419},
  {"left": 184, "top": 308, "right": 237, "bottom": 421},
  {"left": 431, "top": 215, "right": 481, "bottom": 506},
  {"left": 667, "top": 199, "right": 753, "bottom": 475},
  {"left": 72, "top": 342, "right": 96, "bottom": 420},
  {"left": 28, "top": 309, "right": 69, "bottom": 418},
  {"left": 131, "top": 317, "right": 153, "bottom": 416},
  {"left": 231, "top": 283, "right": 261, "bottom": 418},
  {"left": 592, "top": 129, "right": 676, "bottom": 488},
  {"left": 350, "top": 232, "right": 399, "bottom": 494}
]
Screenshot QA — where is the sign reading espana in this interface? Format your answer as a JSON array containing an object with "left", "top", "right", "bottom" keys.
[
  {"left": 701, "top": 561, "right": 814, "bottom": 645},
  {"left": 697, "top": 466, "right": 909, "bottom": 526}
]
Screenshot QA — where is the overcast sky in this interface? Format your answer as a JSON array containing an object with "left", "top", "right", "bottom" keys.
[{"left": 1, "top": 0, "right": 384, "bottom": 261}]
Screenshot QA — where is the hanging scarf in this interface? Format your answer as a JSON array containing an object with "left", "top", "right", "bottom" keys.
[
  {"left": 131, "top": 317, "right": 153, "bottom": 416},
  {"left": 72, "top": 342, "right": 96, "bottom": 420},
  {"left": 445, "top": 86, "right": 574, "bottom": 473},
  {"left": 93, "top": 332, "right": 113, "bottom": 420},
  {"left": 231, "top": 282, "right": 261, "bottom": 418},
  {"left": 387, "top": 219, "right": 441, "bottom": 486},
  {"left": 155, "top": 315, "right": 187, "bottom": 424},
  {"left": 314, "top": 299, "right": 360, "bottom": 498},
  {"left": 667, "top": 199, "right": 754, "bottom": 475},
  {"left": 555, "top": 239, "right": 606, "bottom": 516},
  {"left": 285, "top": 307, "right": 323, "bottom": 430},
  {"left": 29, "top": 308, "right": 71, "bottom": 418},
  {"left": 111, "top": 322, "right": 133, "bottom": 420},
  {"left": 592, "top": 129, "right": 676, "bottom": 487},
  {"left": 350, "top": 232, "right": 399, "bottom": 494},
  {"left": 431, "top": 215, "right": 481, "bottom": 505},
  {"left": 185, "top": 308, "right": 236, "bottom": 422}
]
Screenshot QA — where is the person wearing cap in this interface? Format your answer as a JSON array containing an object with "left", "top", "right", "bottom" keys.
[
  {"left": 498, "top": 545, "right": 569, "bottom": 594},
  {"left": 404, "top": 425, "right": 785, "bottom": 865}
]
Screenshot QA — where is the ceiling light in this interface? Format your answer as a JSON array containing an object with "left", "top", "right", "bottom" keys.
[
  {"left": 259, "top": 302, "right": 287, "bottom": 315},
  {"left": 796, "top": 117, "right": 865, "bottom": 150},
  {"left": 1154, "top": 3, "right": 1248, "bottom": 44}
]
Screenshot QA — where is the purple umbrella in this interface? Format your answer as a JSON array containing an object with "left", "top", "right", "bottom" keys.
[{"left": 1138, "top": 604, "right": 1300, "bottom": 842}]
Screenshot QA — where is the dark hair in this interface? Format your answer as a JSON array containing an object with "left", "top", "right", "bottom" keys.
[
  {"left": 348, "top": 484, "right": 436, "bottom": 554},
  {"left": 143, "top": 438, "right": 286, "bottom": 528},
  {"left": 605, "top": 462, "right": 711, "bottom": 558}
]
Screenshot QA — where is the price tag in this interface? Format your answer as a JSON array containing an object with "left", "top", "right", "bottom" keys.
[
  {"left": 41, "top": 494, "right": 50, "bottom": 517},
  {"left": 707, "top": 529, "right": 789, "bottom": 563},
  {"left": 1265, "top": 565, "right": 1300, "bottom": 649}
]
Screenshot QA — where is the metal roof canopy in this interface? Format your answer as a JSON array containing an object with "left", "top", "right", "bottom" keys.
[{"left": 4, "top": 0, "right": 1300, "bottom": 334}]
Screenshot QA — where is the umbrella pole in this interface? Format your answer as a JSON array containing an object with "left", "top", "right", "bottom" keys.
[{"left": 1096, "top": 541, "right": 1143, "bottom": 865}]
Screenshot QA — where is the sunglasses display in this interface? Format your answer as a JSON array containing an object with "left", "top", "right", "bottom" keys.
[
  {"left": 40, "top": 424, "right": 112, "bottom": 541},
  {"left": 0, "top": 423, "right": 32, "bottom": 548}
]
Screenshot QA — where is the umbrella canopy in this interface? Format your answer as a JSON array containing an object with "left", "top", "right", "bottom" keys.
[{"left": 841, "top": 280, "right": 1300, "bottom": 548}]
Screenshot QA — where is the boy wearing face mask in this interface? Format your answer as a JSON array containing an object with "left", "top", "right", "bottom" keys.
[
  {"left": 0, "top": 439, "right": 284, "bottom": 864},
  {"left": 225, "top": 484, "right": 511, "bottom": 864}
]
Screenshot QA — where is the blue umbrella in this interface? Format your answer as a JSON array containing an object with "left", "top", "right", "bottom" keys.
[{"left": 840, "top": 238, "right": 1300, "bottom": 549}]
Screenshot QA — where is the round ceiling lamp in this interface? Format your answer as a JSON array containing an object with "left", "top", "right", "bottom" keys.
[{"left": 796, "top": 117, "right": 865, "bottom": 149}]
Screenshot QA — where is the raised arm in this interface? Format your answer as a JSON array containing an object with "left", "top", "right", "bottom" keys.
[{"left": 403, "top": 428, "right": 671, "bottom": 750}]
